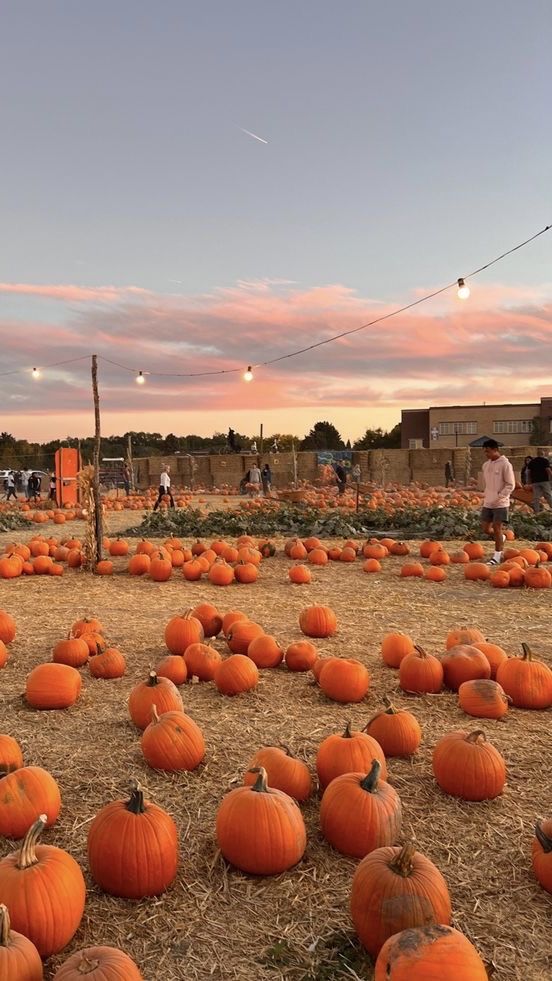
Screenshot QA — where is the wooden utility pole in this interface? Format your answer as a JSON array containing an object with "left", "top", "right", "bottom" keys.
[
  {"left": 260, "top": 423, "right": 264, "bottom": 455},
  {"left": 127, "top": 432, "right": 134, "bottom": 490},
  {"left": 91, "top": 355, "right": 103, "bottom": 564}
]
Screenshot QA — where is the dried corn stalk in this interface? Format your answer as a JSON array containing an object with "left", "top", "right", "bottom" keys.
[{"left": 77, "top": 465, "right": 103, "bottom": 570}]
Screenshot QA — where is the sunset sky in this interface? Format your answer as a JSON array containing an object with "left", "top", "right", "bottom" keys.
[{"left": 1, "top": 1, "right": 550, "bottom": 442}]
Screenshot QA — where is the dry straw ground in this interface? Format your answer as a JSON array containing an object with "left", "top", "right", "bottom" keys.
[{"left": 0, "top": 512, "right": 551, "bottom": 980}]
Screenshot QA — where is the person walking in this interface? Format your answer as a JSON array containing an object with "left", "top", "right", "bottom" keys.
[
  {"left": 248, "top": 462, "right": 262, "bottom": 497},
  {"left": 48, "top": 473, "right": 57, "bottom": 502},
  {"left": 444, "top": 460, "right": 454, "bottom": 487},
  {"left": 480, "top": 439, "right": 516, "bottom": 566},
  {"left": 526, "top": 448, "right": 552, "bottom": 513},
  {"left": 521, "top": 456, "right": 533, "bottom": 486},
  {"left": 261, "top": 463, "right": 272, "bottom": 496},
  {"left": 334, "top": 462, "right": 347, "bottom": 496},
  {"left": 5, "top": 471, "right": 17, "bottom": 501},
  {"left": 153, "top": 465, "right": 175, "bottom": 510}
]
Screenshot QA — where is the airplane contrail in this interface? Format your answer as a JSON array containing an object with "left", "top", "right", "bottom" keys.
[{"left": 240, "top": 127, "right": 269, "bottom": 144}]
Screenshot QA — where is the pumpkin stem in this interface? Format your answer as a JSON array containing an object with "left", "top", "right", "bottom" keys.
[
  {"left": 382, "top": 695, "right": 397, "bottom": 713},
  {"left": 413, "top": 645, "right": 427, "bottom": 658},
  {"left": 535, "top": 820, "right": 552, "bottom": 854},
  {"left": 0, "top": 905, "right": 10, "bottom": 947},
  {"left": 390, "top": 842, "right": 416, "bottom": 877},
  {"left": 77, "top": 954, "right": 100, "bottom": 974},
  {"left": 147, "top": 671, "right": 159, "bottom": 687},
  {"left": 466, "top": 730, "right": 486, "bottom": 744},
  {"left": 520, "top": 643, "right": 532, "bottom": 661},
  {"left": 16, "top": 814, "right": 47, "bottom": 870},
  {"left": 126, "top": 779, "right": 146, "bottom": 814},
  {"left": 343, "top": 721, "right": 353, "bottom": 738},
  {"left": 360, "top": 760, "right": 381, "bottom": 792},
  {"left": 247, "top": 767, "right": 269, "bottom": 793},
  {"left": 151, "top": 704, "right": 160, "bottom": 724}
]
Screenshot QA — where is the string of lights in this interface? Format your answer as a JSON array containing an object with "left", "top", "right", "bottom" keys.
[{"left": 0, "top": 221, "right": 549, "bottom": 385}]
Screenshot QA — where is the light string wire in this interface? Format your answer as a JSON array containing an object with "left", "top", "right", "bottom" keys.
[{"left": 0, "top": 222, "right": 549, "bottom": 380}]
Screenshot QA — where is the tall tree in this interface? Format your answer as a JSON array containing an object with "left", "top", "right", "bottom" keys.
[
  {"left": 300, "top": 421, "right": 344, "bottom": 451},
  {"left": 353, "top": 423, "right": 401, "bottom": 450}
]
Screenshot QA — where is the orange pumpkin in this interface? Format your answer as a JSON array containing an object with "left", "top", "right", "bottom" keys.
[
  {"left": 458, "top": 679, "right": 510, "bottom": 719},
  {"left": 316, "top": 722, "right": 387, "bottom": 790},
  {"left": 87, "top": 780, "right": 178, "bottom": 898},
  {"left": 0, "top": 766, "right": 61, "bottom": 838},
  {"left": 365, "top": 701, "right": 422, "bottom": 756},
  {"left": 0, "top": 815, "right": 86, "bottom": 957},
  {"left": 128, "top": 671, "right": 183, "bottom": 730},
  {"left": 190, "top": 603, "right": 222, "bottom": 637},
  {"left": 288, "top": 564, "right": 311, "bottom": 583},
  {"left": 216, "top": 767, "right": 306, "bottom": 875},
  {"left": 155, "top": 655, "right": 188, "bottom": 686},
  {"left": 247, "top": 635, "right": 283, "bottom": 669},
  {"left": 320, "top": 761, "right": 401, "bottom": 858},
  {"left": 380, "top": 632, "right": 414, "bottom": 669},
  {"left": 243, "top": 746, "right": 312, "bottom": 801},
  {"left": 298, "top": 605, "right": 337, "bottom": 638},
  {"left": 141, "top": 707, "right": 205, "bottom": 772},
  {"left": 319, "top": 658, "right": 370, "bottom": 703},
  {"left": 472, "top": 641, "right": 508, "bottom": 679},
  {"left": 440, "top": 645, "right": 491, "bottom": 691},
  {"left": 89, "top": 646, "right": 126, "bottom": 680},
  {"left": 25, "top": 663, "right": 82, "bottom": 710},
  {"left": 227, "top": 620, "right": 264, "bottom": 655},
  {"left": 0, "top": 903, "right": 42, "bottom": 980},
  {"left": 374, "top": 924, "right": 487, "bottom": 980},
  {"left": 164, "top": 611, "right": 204, "bottom": 655},
  {"left": 496, "top": 643, "right": 552, "bottom": 709},
  {"left": 351, "top": 842, "right": 451, "bottom": 958},
  {"left": 532, "top": 819, "right": 552, "bottom": 895},
  {"left": 0, "top": 611, "right": 16, "bottom": 645},
  {"left": 52, "top": 635, "right": 89, "bottom": 668},
  {"left": 184, "top": 643, "right": 221, "bottom": 681},
  {"left": 285, "top": 641, "right": 318, "bottom": 672},
  {"left": 0, "top": 734, "right": 23, "bottom": 774},
  {"left": 53, "top": 946, "right": 143, "bottom": 980},
  {"left": 432, "top": 730, "right": 506, "bottom": 800},
  {"left": 214, "top": 654, "right": 259, "bottom": 696},
  {"left": 399, "top": 646, "right": 443, "bottom": 694}
]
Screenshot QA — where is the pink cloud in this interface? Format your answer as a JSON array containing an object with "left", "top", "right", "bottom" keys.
[{"left": 0, "top": 277, "right": 551, "bottom": 439}]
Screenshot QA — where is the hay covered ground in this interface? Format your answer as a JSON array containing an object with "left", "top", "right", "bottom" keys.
[{"left": 1, "top": 511, "right": 551, "bottom": 980}]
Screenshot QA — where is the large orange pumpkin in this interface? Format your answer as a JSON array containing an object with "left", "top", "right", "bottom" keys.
[
  {"left": 316, "top": 722, "right": 387, "bottom": 790},
  {"left": 458, "top": 679, "right": 510, "bottom": 719},
  {"left": 190, "top": 602, "right": 222, "bottom": 637},
  {"left": 351, "top": 842, "right": 452, "bottom": 958},
  {"left": 243, "top": 746, "right": 312, "bottom": 802},
  {"left": 364, "top": 701, "right": 421, "bottom": 756},
  {"left": 0, "top": 903, "right": 43, "bottom": 980},
  {"left": 0, "top": 815, "right": 85, "bottom": 957},
  {"left": 285, "top": 641, "right": 318, "bottom": 672},
  {"left": 216, "top": 767, "right": 306, "bottom": 875},
  {"left": 164, "top": 611, "right": 204, "bottom": 655},
  {"left": 52, "top": 635, "right": 89, "bottom": 668},
  {"left": 0, "top": 735, "right": 23, "bottom": 774},
  {"left": 141, "top": 707, "right": 205, "bottom": 772},
  {"left": 214, "top": 655, "right": 259, "bottom": 696},
  {"left": 374, "top": 924, "right": 488, "bottom": 980},
  {"left": 53, "top": 945, "right": 143, "bottom": 980},
  {"left": 399, "top": 646, "right": 443, "bottom": 694},
  {"left": 89, "top": 646, "right": 126, "bottom": 679},
  {"left": 87, "top": 780, "right": 178, "bottom": 898},
  {"left": 184, "top": 643, "right": 221, "bottom": 681},
  {"left": 320, "top": 761, "right": 401, "bottom": 858},
  {"left": 25, "top": 663, "right": 82, "bottom": 710},
  {"left": 532, "top": 819, "right": 552, "bottom": 894},
  {"left": 298, "top": 605, "right": 337, "bottom": 638},
  {"left": 381, "top": 632, "right": 414, "bottom": 669},
  {"left": 432, "top": 730, "right": 506, "bottom": 800},
  {"left": 0, "top": 612, "right": 16, "bottom": 645},
  {"left": 319, "top": 658, "right": 370, "bottom": 703},
  {"left": 128, "top": 671, "right": 183, "bottom": 729},
  {"left": 0, "top": 766, "right": 61, "bottom": 839},
  {"left": 496, "top": 643, "right": 552, "bottom": 709},
  {"left": 440, "top": 645, "right": 491, "bottom": 691}
]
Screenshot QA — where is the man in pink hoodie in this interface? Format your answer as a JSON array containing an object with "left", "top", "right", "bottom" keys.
[{"left": 481, "top": 439, "right": 516, "bottom": 565}]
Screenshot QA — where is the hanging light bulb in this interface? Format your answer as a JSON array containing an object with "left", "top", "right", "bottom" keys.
[
  {"left": 243, "top": 365, "right": 254, "bottom": 382},
  {"left": 136, "top": 370, "right": 146, "bottom": 384},
  {"left": 32, "top": 367, "right": 40, "bottom": 379},
  {"left": 457, "top": 277, "right": 470, "bottom": 300}
]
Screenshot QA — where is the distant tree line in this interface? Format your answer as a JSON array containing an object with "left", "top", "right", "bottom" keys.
[{"left": 0, "top": 422, "right": 402, "bottom": 469}]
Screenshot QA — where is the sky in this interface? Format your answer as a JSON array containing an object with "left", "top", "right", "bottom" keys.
[{"left": 0, "top": 0, "right": 550, "bottom": 442}]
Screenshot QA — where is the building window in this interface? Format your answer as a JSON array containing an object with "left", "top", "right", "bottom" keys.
[
  {"left": 493, "top": 420, "right": 533, "bottom": 434},
  {"left": 438, "top": 421, "right": 477, "bottom": 436},
  {"left": 409, "top": 439, "right": 423, "bottom": 449}
]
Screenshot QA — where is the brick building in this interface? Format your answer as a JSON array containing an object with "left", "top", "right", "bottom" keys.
[{"left": 401, "top": 398, "right": 552, "bottom": 449}]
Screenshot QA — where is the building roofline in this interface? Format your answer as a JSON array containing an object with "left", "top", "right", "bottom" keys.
[{"left": 402, "top": 402, "right": 539, "bottom": 412}]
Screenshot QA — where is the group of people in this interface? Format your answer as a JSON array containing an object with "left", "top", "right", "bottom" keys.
[
  {"left": 2, "top": 470, "right": 57, "bottom": 502},
  {"left": 240, "top": 463, "right": 272, "bottom": 496}
]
